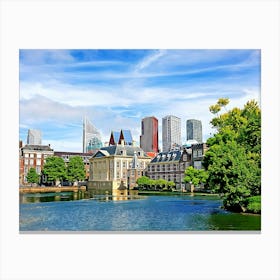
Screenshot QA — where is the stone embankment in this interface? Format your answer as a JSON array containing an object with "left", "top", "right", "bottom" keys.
[{"left": 19, "top": 186, "right": 86, "bottom": 193}]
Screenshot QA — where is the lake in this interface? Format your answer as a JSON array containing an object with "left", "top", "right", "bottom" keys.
[{"left": 19, "top": 192, "right": 261, "bottom": 231}]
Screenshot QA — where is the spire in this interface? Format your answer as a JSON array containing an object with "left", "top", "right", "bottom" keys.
[{"left": 131, "top": 151, "right": 140, "bottom": 169}]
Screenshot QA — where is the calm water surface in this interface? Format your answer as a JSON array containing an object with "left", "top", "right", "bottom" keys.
[{"left": 19, "top": 193, "right": 261, "bottom": 231}]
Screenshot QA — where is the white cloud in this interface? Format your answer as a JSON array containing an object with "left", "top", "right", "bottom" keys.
[{"left": 134, "top": 50, "right": 166, "bottom": 72}]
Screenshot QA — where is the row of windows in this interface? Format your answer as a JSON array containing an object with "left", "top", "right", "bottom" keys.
[
  {"left": 24, "top": 153, "right": 42, "bottom": 158},
  {"left": 24, "top": 159, "right": 43, "bottom": 165},
  {"left": 193, "top": 150, "right": 203, "bottom": 158},
  {"left": 24, "top": 166, "right": 41, "bottom": 174},
  {"left": 149, "top": 174, "right": 184, "bottom": 181}
]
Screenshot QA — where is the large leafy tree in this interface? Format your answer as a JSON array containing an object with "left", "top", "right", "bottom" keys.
[
  {"left": 203, "top": 99, "right": 261, "bottom": 212},
  {"left": 26, "top": 167, "right": 40, "bottom": 186},
  {"left": 184, "top": 166, "right": 208, "bottom": 192},
  {"left": 67, "top": 156, "right": 86, "bottom": 183},
  {"left": 42, "top": 156, "right": 67, "bottom": 186}
]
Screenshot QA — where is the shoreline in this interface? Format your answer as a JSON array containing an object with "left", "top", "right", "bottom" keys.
[{"left": 19, "top": 186, "right": 86, "bottom": 193}]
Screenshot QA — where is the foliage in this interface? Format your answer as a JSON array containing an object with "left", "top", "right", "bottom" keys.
[
  {"left": 42, "top": 156, "right": 67, "bottom": 185},
  {"left": 26, "top": 167, "right": 40, "bottom": 185},
  {"left": 184, "top": 166, "right": 208, "bottom": 186},
  {"left": 246, "top": 196, "right": 261, "bottom": 214},
  {"left": 203, "top": 99, "right": 261, "bottom": 212},
  {"left": 137, "top": 176, "right": 175, "bottom": 191},
  {"left": 136, "top": 176, "right": 151, "bottom": 187},
  {"left": 67, "top": 156, "right": 86, "bottom": 183}
]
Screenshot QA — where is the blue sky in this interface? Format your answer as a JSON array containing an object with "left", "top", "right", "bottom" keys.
[{"left": 19, "top": 49, "right": 261, "bottom": 152}]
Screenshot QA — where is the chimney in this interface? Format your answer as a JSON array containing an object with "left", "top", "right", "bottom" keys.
[{"left": 121, "top": 139, "right": 125, "bottom": 147}]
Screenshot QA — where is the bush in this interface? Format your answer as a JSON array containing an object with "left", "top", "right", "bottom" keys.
[{"left": 246, "top": 196, "right": 261, "bottom": 214}]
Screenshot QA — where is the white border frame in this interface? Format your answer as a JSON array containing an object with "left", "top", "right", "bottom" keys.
[{"left": 1, "top": 1, "right": 279, "bottom": 279}]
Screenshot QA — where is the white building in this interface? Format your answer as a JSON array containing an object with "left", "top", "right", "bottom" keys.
[{"left": 162, "top": 115, "right": 181, "bottom": 152}]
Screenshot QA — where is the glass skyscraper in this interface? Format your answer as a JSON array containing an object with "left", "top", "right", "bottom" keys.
[
  {"left": 27, "top": 129, "right": 42, "bottom": 145},
  {"left": 186, "top": 119, "right": 202, "bottom": 143},
  {"left": 83, "top": 117, "right": 102, "bottom": 153}
]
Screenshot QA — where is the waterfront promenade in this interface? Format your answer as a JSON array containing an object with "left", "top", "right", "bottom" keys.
[{"left": 19, "top": 186, "right": 86, "bottom": 194}]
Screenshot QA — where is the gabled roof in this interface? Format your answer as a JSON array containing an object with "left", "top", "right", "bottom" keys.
[
  {"left": 92, "top": 145, "right": 148, "bottom": 158},
  {"left": 109, "top": 131, "right": 121, "bottom": 145},
  {"left": 119, "top": 129, "right": 133, "bottom": 145}
]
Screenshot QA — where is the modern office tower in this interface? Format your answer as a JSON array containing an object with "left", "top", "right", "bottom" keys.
[
  {"left": 83, "top": 117, "right": 102, "bottom": 153},
  {"left": 140, "top": 116, "right": 158, "bottom": 153},
  {"left": 162, "top": 115, "right": 181, "bottom": 152},
  {"left": 186, "top": 119, "right": 202, "bottom": 143},
  {"left": 27, "top": 129, "right": 42, "bottom": 145}
]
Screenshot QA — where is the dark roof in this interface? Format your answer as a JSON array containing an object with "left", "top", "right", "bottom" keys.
[
  {"left": 22, "top": 145, "right": 53, "bottom": 151},
  {"left": 150, "top": 150, "right": 182, "bottom": 163},
  {"left": 54, "top": 151, "right": 93, "bottom": 157},
  {"left": 93, "top": 145, "right": 148, "bottom": 158}
]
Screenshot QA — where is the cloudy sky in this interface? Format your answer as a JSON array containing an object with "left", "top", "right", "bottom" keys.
[{"left": 19, "top": 49, "right": 261, "bottom": 152}]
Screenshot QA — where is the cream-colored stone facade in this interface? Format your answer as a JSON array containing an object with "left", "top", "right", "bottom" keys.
[{"left": 88, "top": 145, "right": 151, "bottom": 194}]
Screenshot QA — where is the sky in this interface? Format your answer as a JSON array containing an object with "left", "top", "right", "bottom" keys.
[{"left": 19, "top": 49, "right": 261, "bottom": 152}]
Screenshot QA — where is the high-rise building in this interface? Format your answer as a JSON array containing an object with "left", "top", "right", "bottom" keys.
[
  {"left": 83, "top": 117, "right": 102, "bottom": 153},
  {"left": 27, "top": 129, "right": 42, "bottom": 145},
  {"left": 186, "top": 119, "right": 202, "bottom": 143},
  {"left": 140, "top": 116, "right": 158, "bottom": 153},
  {"left": 162, "top": 115, "right": 181, "bottom": 152}
]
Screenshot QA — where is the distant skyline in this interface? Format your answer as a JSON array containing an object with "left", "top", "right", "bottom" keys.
[{"left": 19, "top": 49, "right": 261, "bottom": 152}]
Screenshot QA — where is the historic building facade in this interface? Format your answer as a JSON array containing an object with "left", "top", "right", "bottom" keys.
[
  {"left": 88, "top": 143, "right": 151, "bottom": 195},
  {"left": 19, "top": 144, "right": 54, "bottom": 185},
  {"left": 145, "top": 143, "right": 207, "bottom": 191},
  {"left": 191, "top": 143, "right": 208, "bottom": 169},
  {"left": 145, "top": 148, "right": 192, "bottom": 190}
]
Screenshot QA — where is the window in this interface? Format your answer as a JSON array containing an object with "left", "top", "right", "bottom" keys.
[
  {"left": 116, "top": 161, "right": 120, "bottom": 168},
  {"left": 24, "top": 159, "right": 28, "bottom": 165},
  {"left": 36, "top": 166, "right": 41, "bottom": 173},
  {"left": 29, "top": 159, "right": 34, "bottom": 165},
  {"left": 30, "top": 153, "right": 34, "bottom": 158},
  {"left": 37, "top": 153, "right": 41, "bottom": 159},
  {"left": 36, "top": 160, "right": 41, "bottom": 166},
  {"left": 24, "top": 154, "right": 29, "bottom": 158},
  {"left": 122, "top": 161, "right": 126, "bottom": 168}
]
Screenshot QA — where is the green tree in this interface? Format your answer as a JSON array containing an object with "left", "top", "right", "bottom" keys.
[
  {"left": 42, "top": 156, "right": 67, "bottom": 186},
  {"left": 156, "top": 178, "right": 167, "bottom": 190},
  {"left": 203, "top": 99, "right": 261, "bottom": 212},
  {"left": 67, "top": 156, "right": 86, "bottom": 184},
  {"left": 184, "top": 166, "right": 208, "bottom": 192},
  {"left": 26, "top": 167, "right": 40, "bottom": 186},
  {"left": 136, "top": 176, "right": 151, "bottom": 188}
]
